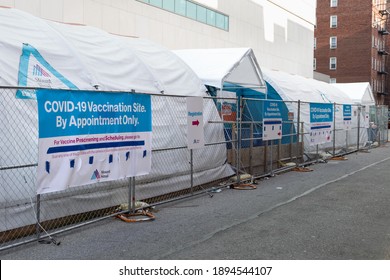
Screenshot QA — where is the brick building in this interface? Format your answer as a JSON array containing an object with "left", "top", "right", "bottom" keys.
[{"left": 314, "top": 0, "right": 390, "bottom": 105}]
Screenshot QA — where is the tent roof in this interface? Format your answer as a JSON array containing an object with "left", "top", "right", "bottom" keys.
[
  {"left": 331, "top": 82, "right": 375, "bottom": 106},
  {"left": 173, "top": 48, "right": 266, "bottom": 92},
  {"left": 262, "top": 68, "right": 353, "bottom": 104},
  {"left": 0, "top": 7, "right": 206, "bottom": 96}
]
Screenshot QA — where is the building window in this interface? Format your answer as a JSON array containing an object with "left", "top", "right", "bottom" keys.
[
  {"left": 314, "top": 37, "right": 316, "bottom": 49},
  {"left": 313, "top": 58, "right": 316, "bottom": 70},
  {"left": 330, "top": 78, "right": 337, "bottom": 83},
  {"left": 207, "top": 9, "right": 216, "bottom": 25},
  {"left": 330, "top": 36, "right": 337, "bottom": 49},
  {"left": 330, "top": 0, "right": 338, "bottom": 7},
  {"left": 197, "top": 5, "right": 207, "bottom": 23},
  {"left": 162, "top": 0, "right": 175, "bottom": 11},
  {"left": 216, "top": 13, "right": 226, "bottom": 29},
  {"left": 330, "top": 57, "right": 337, "bottom": 70},
  {"left": 186, "top": 1, "right": 197, "bottom": 19},
  {"left": 138, "top": 0, "right": 229, "bottom": 31},
  {"left": 378, "top": 39, "right": 384, "bottom": 50},
  {"left": 175, "top": 0, "right": 186, "bottom": 15},
  {"left": 330, "top": 15, "right": 337, "bottom": 28},
  {"left": 150, "top": 0, "right": 163, "bottom": 7}
]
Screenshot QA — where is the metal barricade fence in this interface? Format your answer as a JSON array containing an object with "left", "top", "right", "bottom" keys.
[
  {"left": 237, "top": 98, "right": 387, "bottom": 169},
  {"left": 0, "top": 87, "right": 388, "bottom": 250},
  {"left": 368, "top": 105, "right": 388, "bottom": 145},
  {"left": 235, "top": 98, "right": 303, "bottom": 177},
  {"left": 0, "top": 88, "right": 232, "bottom": 250}
]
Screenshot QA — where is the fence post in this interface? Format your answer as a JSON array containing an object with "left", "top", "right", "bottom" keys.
[
  {"left": 35, "top": 194, "right": 41, "bottom": 240},
  {"left": 289, "top": 118, "right": 293, "bottom": 160},
  {"left": 376, "top": 106, "right": 381, "bottom": 146},
  {"left": 190, "top": 149, "right": 194, "bottom": 195},
  {"left": 345, "top": 106, "right": 349, "bottom": 152},
  {"left": 232, "top": 118, "right": 236, "bottom": 167},
  {"left": 236, "top": 96, "right": 243, "bottom": 184},
  {"left": 264, "top": 138, "right": 268, "bottom": 174},
  {"left": 333, "top": 102, "right": 336, "bottom": 156},
  {"left": 357, "top": 106, "right": 361, "bottom": 151},
  {"left": 386, "top": 106, "right": 389, "bottom": 143},
  {"left": 250, "top": 122, "right": 253, "bottom": 175},
  {"left": 270, "top": 140, "right": 273, "bottom": 175},
  {"left": 128, "top": 177, "right": 136, "bottom": 214},
  {"left": 278, "top": 138, "right": 282, "bottom": 168},
  {"left": 296, "top": 100, "right": 301, "bottom": 162}
]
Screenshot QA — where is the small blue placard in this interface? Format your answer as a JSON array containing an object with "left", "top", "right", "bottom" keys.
[{"left": 310, "top": 103, "right": 333, "bottom": 123}]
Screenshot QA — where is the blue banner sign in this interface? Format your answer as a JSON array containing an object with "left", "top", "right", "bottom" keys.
[
  {"left": 343, "top": 104, "right": 352, "bottom": 119},
  {"left": 263, "top": 100, "right": 283, "bottom": 140},
  {"left": 37, "top": 90, "right": 151, "bottom": 137},
  {"left": 310, "top": 103, "right": 333, "bottom": 123},
  {"left": 343, "top": 104, "right": 352, "bottom": 130},
  {"left": 36, "top": 89, "right": 152, "bottom": 194},
  {"left": 310, "top": 103, "right": 334, "bottom": 146}
]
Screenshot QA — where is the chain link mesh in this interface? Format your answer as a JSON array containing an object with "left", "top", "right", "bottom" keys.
[{"left": 0, "top": 88, "right": 388, "bottom": 250}]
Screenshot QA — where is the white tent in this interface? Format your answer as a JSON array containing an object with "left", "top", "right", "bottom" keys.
[
  {"left": 262, "top": 68, "right": 351, "bottom": 103},
  {"left": 174, "top": 48, "right": 268, "bottom": 129},
  {"left": 174, "top": 48, "right": 368, "bottom": 155},
  {"left": 262, "top": 68, "right": 368, "bottom": 154},
  {"left": 331, "top": 82, "right": 375, "bottom": 106},
  {"left": 174, "top": 48, "right": 267, "bottom": 93},
  {"left": 0, "top": 7, "right": 233, "bottom": 230},
  {"left": 0, "top": 8, "right": 206, "bottom": 95}
]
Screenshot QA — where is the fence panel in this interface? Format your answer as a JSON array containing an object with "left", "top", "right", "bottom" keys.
[
  {"left": 237, "top": 97, "right": 302, "bottom": 176},
  {"left": 368, "top": 105, "right": 388, "bottom": 145},
  {"left": 0, "top": 88, "right": 233, "bottom": 250},
  {"left": 0, "top": 87, "right": 388, "bottom": 250}
]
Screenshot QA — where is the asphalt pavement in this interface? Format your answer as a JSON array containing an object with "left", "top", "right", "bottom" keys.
[{"left": 1, "top": 144, "right": 390, "bottom": 260}]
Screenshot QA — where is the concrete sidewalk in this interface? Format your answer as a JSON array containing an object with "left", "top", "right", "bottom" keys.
[{"left": 1, "top": 144, "right": 390, "bottom": 259}]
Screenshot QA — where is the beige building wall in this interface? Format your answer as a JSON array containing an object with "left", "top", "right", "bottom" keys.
[{"left": 0, "top": 0, "right": 316, "bottom": 77}]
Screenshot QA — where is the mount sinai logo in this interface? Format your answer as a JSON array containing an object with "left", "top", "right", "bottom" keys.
[
  {"left": 91, "top": 169, "right": 101, "bottom": 180},
  {"left": 91, "top": 169, "right": 111, "bottom": 180},
  {"left": 33, "top": 64, "right": 51, "bottom": 77}
]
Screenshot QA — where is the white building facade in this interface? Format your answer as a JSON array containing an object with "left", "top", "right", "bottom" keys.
[{"left": 0, "top": 0, "right": 316, "bottom": 77}]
